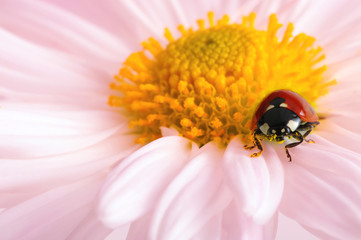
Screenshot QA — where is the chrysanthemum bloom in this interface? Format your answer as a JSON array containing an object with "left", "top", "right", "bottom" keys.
[{"left": 1, "top": 0, "right": 361, "bottom": 239}]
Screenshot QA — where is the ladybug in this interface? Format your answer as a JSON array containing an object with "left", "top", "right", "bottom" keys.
[{"left": 244, "top": 90, "right": 319, "bottom": 161}]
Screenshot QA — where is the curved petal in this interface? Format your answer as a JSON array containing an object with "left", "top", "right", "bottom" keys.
[
  {"left": 98, "top": 136, "right": 192, "bottom": 228},
  {"left": 67, "top": 210, "right": 111, "bottom": 240},
  {"left": 286, "top": 135, "right": 361, "bottom": 184},
  {"left": 0, "top": 28, "right": 113, "bottom": 105},
  {"left": 223, "top": 138, "right": 284, "bottom": 224},
  {"left": 160, "top": 127, "right": 179, "bottom": 137},
  {"left": 280, "top": 149, "right": 361, "bottom": 240},
  {"left": 126, "top": 212, "right": 152, "bottom": 240},
  {"left": 0, "top": 125, "right": 122, "bottom": 159},
  {"left": 317, "top": 84, "right": 361, "bottom": 135},
  {"left": 316, "top": 122, "right": 361, "bottom": 155},
  {"left": 323, "top": 111, "right": 361, "bottom": 135},
  {"left": 0, "top": 174, "right": 104, "bottom": 240},
  {"left": 0, "top": 0, "right": 125, "bottom": 64},
  {"left": 149, "top": 143, "right": 232, "bottom": 240},
  {"left": 104, "top": 225, "right": 130, "bottom": 240},
  {"left": 37, "top": 0, "right": 145, "bottom": 51},
  {"left": 276, "top": 214, "right": 319, "bottom": 240},
  {"left": 190, "top": 213, "right": 223, "bottom": 240},
  {"left": 286, "top": 0, "right": 361, "bottom": 55},
  {"left": 222, "top": 200, "right": 278, "bottom": 240},
  {"left": 0, "top": 132, "right": 137, "bottom": 205}
]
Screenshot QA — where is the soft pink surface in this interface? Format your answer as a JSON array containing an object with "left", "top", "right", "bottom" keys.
[
  {"left": 98, "top": 136, "right": 192, "bottom": 228},
  {"left": 223, "top": 139, "right": 284, "bottom": 225},
  {"left": 148, "top": 143, "right": 231, "bottom": 240},
  {"left": 0, "top": 0, "right": 139, "bottom": 238},
  {"left": 0, "top": 174, "right": 110, "bottom": 240},
  {"left": 1, "top": 0, "right": 361, "bottom": 239}
]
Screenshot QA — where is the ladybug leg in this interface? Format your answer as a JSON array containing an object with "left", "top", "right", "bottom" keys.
[
  {"left": 244, "top": 144, "right": 255, "bottom": 150},
  {"left": 244, "top": 129, "right": 264, "bottom": 157},
  {"left": 243, "top": 129, "right": 258, "bottom": 150},
  {"left": 284, "top": 131, "right": 304, "bottom": 162},
  {"left": 250, "top": 133, "right": 263, "bottom": 158},
  {"left": 303, "top": 129, "right": 315, "bottom": 143},
  {"left": 298, "top": 121, "right": 319, "bottom": 143},
  {"left": 284, "top": 148, "right": 292, "bottom": 162}
]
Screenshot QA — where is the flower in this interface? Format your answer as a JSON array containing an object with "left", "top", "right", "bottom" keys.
[{"left": 1, "top": 1, "right": 361, "bottom": 240}]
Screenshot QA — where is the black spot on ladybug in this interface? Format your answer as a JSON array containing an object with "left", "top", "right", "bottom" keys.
[
  {"left": 309, "top": 106, "right": 314, "bottom": 114},
  {"left": 269, "top": 97, "right": 285, "bottom": 107}
]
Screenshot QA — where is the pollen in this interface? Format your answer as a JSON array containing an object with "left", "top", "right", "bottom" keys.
[{"left": 109, "top": 12, "right": 335, "bottom": 146}]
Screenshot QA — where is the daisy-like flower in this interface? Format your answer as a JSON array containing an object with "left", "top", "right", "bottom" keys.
[{"left": 1, "top": 0, "right": 361, "bottom": 240}]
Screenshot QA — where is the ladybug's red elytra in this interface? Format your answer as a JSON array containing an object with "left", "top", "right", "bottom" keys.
[{"left": 244, "top": 90, "right": 319, "bottom": 161}]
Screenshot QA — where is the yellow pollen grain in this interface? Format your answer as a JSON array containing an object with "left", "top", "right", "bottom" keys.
[
  {"left": 109, "top": 12, "right": 336, "bottom": 146},
  {"left": 180, "top": 118, "right": 194, "bottom": 128},
  {"left": 194, "top": 107, "right": 206, "bottom": 117},
  {"left": 215, "top": 97, "right": 228, "bottom": 111},
  {"left": 210, "top": 117, "right": 223, "bottom": 129},
  {"left": 184, "top": 97, "right": 196, "bottom": 109}
]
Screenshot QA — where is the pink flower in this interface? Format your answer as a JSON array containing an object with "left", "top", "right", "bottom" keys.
[{"left": 0, "top": 0, "right": 361, "bottom": 240}]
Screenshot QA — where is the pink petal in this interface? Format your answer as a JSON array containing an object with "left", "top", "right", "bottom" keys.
[
  {"left": 325, "top": 55, "right": 361, "bottom": 87},
  {"left": 0, "top": 132, "right": 137, "bottom": 205},
  {"left": 317, "top": 84, "right": 361, "bottom": 135},
  {"left": 323, "top": 111, "right": 361, "bottom": 135},
  {"left": 0, "top": 0, "right": 125, "bottom": 64},
  {"left": 0, "top": 30, "right": 113, "bottom": 104},
  {"left": 104, "top": 225, "right": 130, "bottom": 240},
  {"left": 280, "top": 0, "right": 361, "bottom": 59},
  {"left": 222, "top": 200, "right": 278, "bottom": 240},
  {"left": 223, "top": 138, "right": 284, "bottom": 224},
  {"left": 126, "top": 212, "right": 153, "bottom": 240},
  {"left": 67, "top": 210, "right": 111, "bottom": 240},
  {"left": 190, "top": 214, "right": 223, "bottom": 240},
  {"left": 0, "top": 125, "right": 122, "bottom": 159},
  {"left": 0, "top": 108, "right": 119, "bottom": 138},
  {"left": 286, "top": 135, "right": 361, "bottom": 184},
  {"left": 160, "top": 127, "right": 179, "bottom": 137},
  {"left": 276, "top": 214, "right": 319, "bottom": 240},
  {"left": 98, "top": 136, "right": 192, "bottom": 228},
  {"left": 149, "top": 143, "right": 232, "bottom": 240},
  {"left": 0, "top": 174, "right": 104, "bottom": 240},
  {"left": 40, "top": 0, "right": 144, "bottom": 50},
  {"left": 316, "top": 122, "right": 361, "bottom": 155},
  {"left": 280, "top": 145, "right": 361, "bottom": 239}
]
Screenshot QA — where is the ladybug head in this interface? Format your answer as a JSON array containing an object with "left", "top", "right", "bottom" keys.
[
  {"left": 268, "top": 126, "right": 291, "bottom": 142},
  {"left": 257, "top": 106, "right": 302, "bottom": 143}
]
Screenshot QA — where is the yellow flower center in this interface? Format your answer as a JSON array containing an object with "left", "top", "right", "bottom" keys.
[{"left": 109, "top": 12, "right": 336, "bottom": 146}]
